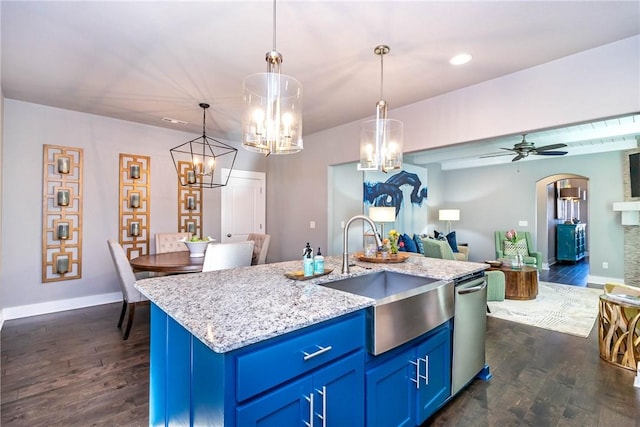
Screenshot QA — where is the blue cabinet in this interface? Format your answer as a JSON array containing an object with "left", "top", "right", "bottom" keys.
[
  {"left": 556, "top": 223, "right": 586, "bottom": 262},
  {"left": 149, "top": 303, "right": 365, "bottom": 426},
  {"left": 365, "top": 325, "right": 451, "bottom": 427},
  {"left": 150, "top": 303, "right": 453, "bottom": 427},
  {"left": 237, "top": 352, "right": 364, "bottom": 426}
]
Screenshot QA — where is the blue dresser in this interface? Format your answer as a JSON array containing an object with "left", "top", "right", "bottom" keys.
[{"left": 556, "top": 223, "right": 586, "bottom": 262}]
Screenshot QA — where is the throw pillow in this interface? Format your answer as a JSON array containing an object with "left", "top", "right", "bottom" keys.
[
  {"left": 446, "top": 231, "right": 459, "bottom": 253},
  {"left": 402, "top": 233, "right": 418, "bottom": 253},
  {"left": 398, "top": 233, "right": 407, "bottom": 252},
  {"left": 503, "top": 239, "right": 529, "bottom": 256},
  {"left": 413, "top": 234, "right": 425, "bottom": 255},
  {"left": 434, "top": 230, "right": 447, "bottom": 241}
]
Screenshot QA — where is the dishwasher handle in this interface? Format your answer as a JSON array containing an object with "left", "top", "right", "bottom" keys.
[{"left": 456, "top": 277, "right": 487, "bottom": 295}]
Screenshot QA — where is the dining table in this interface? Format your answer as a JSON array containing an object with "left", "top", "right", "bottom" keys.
[{"left": 130, "top": 251, "right": 204, "bottom": 274}]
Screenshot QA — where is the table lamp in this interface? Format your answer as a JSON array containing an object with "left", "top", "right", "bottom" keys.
[
  {"left": 438, "top": 209, "right": 460, "bottom": 234},
  {"left": 559, "top": 186, "right": 581, "bottom": 223},
  {"left": 368, "top": 206, "right": 396, "bottom": 237}
]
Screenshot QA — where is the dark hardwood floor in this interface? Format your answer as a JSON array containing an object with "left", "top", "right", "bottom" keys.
[
  {"left": 539, "top": 257, "right": 590, "bottom": 287},
  {"left": 3, "top": 298, "right": 639, "bottom": 426},
  {"left": 1, "top": 303, "right": 150, "bottom": 426}
]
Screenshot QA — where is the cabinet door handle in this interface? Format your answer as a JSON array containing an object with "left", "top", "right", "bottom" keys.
[
  {"left": 410, "top": 357, "right": 429, "bottom": 389},
  {"left": 410, "top": 359, "right": 421, "bottom": 389},
  {"left": 304, "top": 393, "right": 314, "bottom": 427},
  {"left": 315, "top": 385, "right": 327, "bottom": 427},
  {"left": 302, "top": 345, "right": 332, "bottom": 361},
  {"left": 423, "top": 355, "right": 429, "bottom": 386}
]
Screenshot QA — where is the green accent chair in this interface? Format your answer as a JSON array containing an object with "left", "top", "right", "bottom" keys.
[
  {"left": 486, "top": 270, "right": 505, "bottom": 302},
  {"left": 494, "top": 230, "right": 542, "bottom": 270},
  {"left": 421, "top": 237, "right": 469, "bottom": 261}
]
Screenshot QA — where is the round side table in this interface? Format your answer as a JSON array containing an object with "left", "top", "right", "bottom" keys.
[{"left": 598, "top": 293, "right": 640, "bottom": 371}]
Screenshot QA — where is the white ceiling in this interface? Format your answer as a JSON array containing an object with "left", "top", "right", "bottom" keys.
[{"left": 2, "top": 0, "right": 640, "bottom": 165}]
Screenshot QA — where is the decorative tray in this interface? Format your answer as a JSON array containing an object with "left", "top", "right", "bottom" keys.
[
  {"left": 285, "top": 269, "right": 334, "bottom": 281},
  {"left": 484, "top": 260, "right": 503, "bottom": 268},
  {"left": 355, "top": 252, "right": 410, "bottom": 264}
]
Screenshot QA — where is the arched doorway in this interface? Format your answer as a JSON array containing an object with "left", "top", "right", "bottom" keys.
[{"left": 536, "top": 174, "right": 589, "bottom": 284}]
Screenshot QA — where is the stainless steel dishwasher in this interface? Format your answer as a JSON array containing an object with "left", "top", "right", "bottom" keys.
[{"left": 451, "top": 272, "right": 488, "bottom": 395}]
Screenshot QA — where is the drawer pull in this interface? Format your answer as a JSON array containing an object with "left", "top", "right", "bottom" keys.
[{"left": 303, "top": 345, "right": 333, "bottom": 361}]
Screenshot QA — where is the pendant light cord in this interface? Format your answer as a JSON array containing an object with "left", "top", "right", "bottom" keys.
[
  {"left": 202, "top": 107, "right": 206, "bottom": 136},
  {"left": 272, "top": 0, "right": 277, "bottom": 51},
  {"left": 379, "top": 52, "right": 384, "bottom": 100}
]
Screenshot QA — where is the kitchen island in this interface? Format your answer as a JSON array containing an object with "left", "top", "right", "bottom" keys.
[{"left": 136, "top": 255, "right": 488, "bottom": 426}]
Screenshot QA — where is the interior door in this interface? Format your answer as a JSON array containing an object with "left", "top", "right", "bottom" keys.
[{"left": 221, "top": 169, "right": 266, "bottom": 242}]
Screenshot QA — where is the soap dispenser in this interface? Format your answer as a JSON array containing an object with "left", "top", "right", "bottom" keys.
[
  {"left": 314, "top": 248, "right": 324, "bottom": 274},
  {"left": 303, "top": 243, "right": 314, "bottom": 277}
]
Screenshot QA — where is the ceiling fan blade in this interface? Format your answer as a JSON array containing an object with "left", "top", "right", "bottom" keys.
[
  {"left": 535, "top": 150, "right": 568, "bottom": 156},
  {"left": 479, "top": 152, "right": 513, "bottom": 159},
  {"left": 512, "top": 154, "right": 524, "bottom": 162},
  {"left": 500, "top": 147, "right": 516, "bottom": 152},
  {"left": 534, "top": 143, "right": 568, "bottom": 152}
]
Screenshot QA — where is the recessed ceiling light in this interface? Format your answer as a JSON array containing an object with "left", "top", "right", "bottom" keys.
[{"left": 449, "top": 53, "right": 473, "bottom": 66}]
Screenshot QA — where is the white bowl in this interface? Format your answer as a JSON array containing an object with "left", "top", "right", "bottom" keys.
[{"left": 180, "top": 238, "right": 214, "bottom": 258}]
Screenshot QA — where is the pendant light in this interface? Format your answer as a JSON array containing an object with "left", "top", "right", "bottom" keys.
[
  {"left": 170, "top": 103, "right": 238, "bottom": 189},
  {"left": 358, "top": 45, "right": 403, "bottom": 172},
  {"left": 242, "top": 0, "right": 303, "bottom": 156}
]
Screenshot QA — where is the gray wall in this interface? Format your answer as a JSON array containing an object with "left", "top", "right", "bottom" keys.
[
  {"left": 266, "top": 36, "right": 639, "bottom": 284},
  {"left": 433, "top": 151, "right": 623, "bottom": 281},
  {"left": 0, "top": 100, "right": 265, "bottom": 315}
]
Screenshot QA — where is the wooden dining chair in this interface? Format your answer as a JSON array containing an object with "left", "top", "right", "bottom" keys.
[
  {"left": 247, "top": 233, "right": 271, "bottom": 265},
  {"left": 107, "top": 240, "right": 148, "bottom": 340},
  {"left": 155, "top": 232, "right": 192, "bottom": 254},
  {"left": 202, "top": 241, "right": 255, "bottom": 272}
]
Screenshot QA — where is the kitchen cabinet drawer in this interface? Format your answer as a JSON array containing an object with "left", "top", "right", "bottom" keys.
[{"left": 236, "top": 311, "right": 365, "bottom": 402}]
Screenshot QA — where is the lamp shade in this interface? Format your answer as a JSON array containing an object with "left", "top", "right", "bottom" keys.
[
  {"left": 559, "top": 187, "right": 581, "bottom": 199},
  {"left": 439, "top": 209, "right": 460, "bottom": 221},
  {"left": 369, "top": 206, "right": 396, "bottom": 222}
]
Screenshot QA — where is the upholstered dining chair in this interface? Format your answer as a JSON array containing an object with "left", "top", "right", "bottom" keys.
[
  {"left": 107, "top": 240, "right": 148, "bottom": 340},
  {"left": 247, "top": 233, "right": 271, "bottom": 265},
  {"left": 155, "top": 232, "right": 192, "bottom": 254},
  {"left": 202, "top": 241, "right": 255, "bottom": 272}
]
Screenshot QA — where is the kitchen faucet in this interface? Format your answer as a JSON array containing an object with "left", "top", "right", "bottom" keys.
[{"left": 342, "top": 215, "right": 383, "bottom": 274}]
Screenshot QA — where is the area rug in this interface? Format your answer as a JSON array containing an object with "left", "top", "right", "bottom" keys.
[{"left": 487, "top": 281, "right": 603, "bottom": 338}]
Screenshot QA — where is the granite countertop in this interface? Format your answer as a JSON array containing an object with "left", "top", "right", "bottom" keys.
[{"left": 135, "top": 254, "right": 487, "bottom": 354}]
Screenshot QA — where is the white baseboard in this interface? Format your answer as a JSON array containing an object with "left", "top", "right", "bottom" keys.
[
  {"left": 1, "top": 292, "right": 123, "bottom": 321},
  {"left": 587, "top": 274, "right": 625, "bottom": 286}
]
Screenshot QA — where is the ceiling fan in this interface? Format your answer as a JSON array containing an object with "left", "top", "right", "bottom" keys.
[{"left": 481, "top": 134, "right": 568, "bottom": 162}]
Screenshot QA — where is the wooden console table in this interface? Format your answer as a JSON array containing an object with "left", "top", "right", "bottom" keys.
[
  {"left": 598, "top": 294, "right": 640, "bottom": 371},
  {"left": 490, "top": 265, "right": 538, "bottom": 300}
]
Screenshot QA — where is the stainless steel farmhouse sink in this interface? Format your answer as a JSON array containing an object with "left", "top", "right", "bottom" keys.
[{"left": 319, "top": 270, "right": 454, "bottom": 355}]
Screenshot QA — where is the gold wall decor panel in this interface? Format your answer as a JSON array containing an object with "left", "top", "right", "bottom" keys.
[
  {"left": 119, "top": 154, "right": 150, "bottom": 260},
  {"left": 177, "top": 161, "right": 203, "bottom": 237},
  {"left": 42, "top": 145, "right": 83, "bottom": 283}
]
